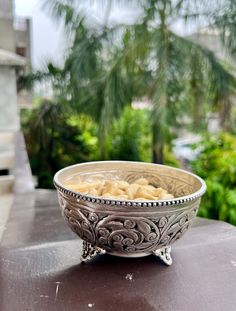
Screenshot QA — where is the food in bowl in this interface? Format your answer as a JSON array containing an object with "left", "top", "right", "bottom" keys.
[
  {"left": 54, "top": 161, "right": 206, "bottom": 265},
  {"left": 65, "top": 177, "right": 174, "bottom": 201}
]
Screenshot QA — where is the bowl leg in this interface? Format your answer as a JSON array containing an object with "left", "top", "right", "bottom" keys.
[
  {"left": 153, "top": 246, "right": 172, "bottom": 266},
  {"left": 81, "top": 240, "right": 106, "bottom": 263}
]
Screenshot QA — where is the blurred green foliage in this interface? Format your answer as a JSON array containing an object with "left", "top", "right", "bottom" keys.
[
  {"left": 19, "top": 0, "right": 236, "bottom": 226},
  {"left": 108, "top": 107, "right": 180, "bottom": 166},
  {"left": 22, "top": 0, "right": 236, "bottom": 165},
  {"left": 191, "top": 133, "right": 236, "bottom": 225},
  {"left": 108, "top": 107, "right": 150, "bottom": 162},
  {"left": 22, "top": 104, "right": 179, "bottom": 188},
  {"left": 21, "top": 101, "right": 99, "bottom": 188}
]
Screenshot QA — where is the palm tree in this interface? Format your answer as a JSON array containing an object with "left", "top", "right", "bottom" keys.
[
  {"left": 211, "top": 0, "right": 236, "bottom": 130},
  {"left": 32, "top": 0, "right": 236, "bottom": 163},
  {"left": 211, "top": 0, "right": 236, "bottom": 59},
  {"left": 114, "top": 0, "right": 236, "bottom": 162}
]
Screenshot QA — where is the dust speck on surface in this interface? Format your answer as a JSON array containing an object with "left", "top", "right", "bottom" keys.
[
  {"left": 54, "top": 281, "right": 62, "bottom": 302},
  {"left": 88, "top": 303, "right": 94, "bottom": 308},
  {"left": 125, "top": 273, "right": 133, "bottom": 281},
  {"left": 230, "top": 260, "right": 236, "bottom": 267}
]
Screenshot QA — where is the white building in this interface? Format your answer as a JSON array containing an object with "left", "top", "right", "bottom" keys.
[{"left": 0, "top": 0, "right": 34, "bottom": 195}]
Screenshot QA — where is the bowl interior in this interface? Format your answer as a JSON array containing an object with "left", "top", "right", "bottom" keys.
[{"left": 54, "top": 161, "right": 205, "bottom": 200}]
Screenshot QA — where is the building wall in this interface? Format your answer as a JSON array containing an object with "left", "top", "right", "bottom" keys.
[
  {"left": 14, "top": 18, "right": 32, "bottom": 107},
  {"left": 15, "top": 18, "right": 31, "bottom": 64},
  {"left": 189, "top": 33, "right": 227, "bottom": 61},
  {"left": 0, "top": 0, "right": 14, "bottom": 52},
  {"left": 0, "top": 66, "right": 19, "bottom": 131},
  {"left": 189, "top": 31, "right": 236, "bottom": 71},
  {"left": 0, "top": 0, "right": 13, "bottom": 18},
  {"left": 0, "top": 18, "right": 15, "bottom": 52}
]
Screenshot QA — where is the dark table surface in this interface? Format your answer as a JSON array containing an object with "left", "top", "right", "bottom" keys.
[{"left": 1, "top": 190, "right": 236, "bottom": 311}]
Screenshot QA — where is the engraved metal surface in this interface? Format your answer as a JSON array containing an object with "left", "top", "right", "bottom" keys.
[
  {"left": 153, "top": 246, "right": 172, "bottom": 265},
  {"left": 54, "top": 161, "right": 206, "bottom": 207},
  {"left": 81, "top": 240, "right": 106, "bottom": 262},
  {"left": 54, "top": 161, "right": 206, "bottom": 262}
]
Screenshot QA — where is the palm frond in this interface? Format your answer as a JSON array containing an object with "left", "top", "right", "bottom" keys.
[{"left": 213, "top": 0, "right": 236, "bottom": 58}]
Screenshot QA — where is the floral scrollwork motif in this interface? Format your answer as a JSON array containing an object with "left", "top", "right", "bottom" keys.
[
  {"left": 157, "top": 207, "right": 198, "bottom": 247},
  {"left": 95, "top": 215, "right": 160, "bottom": 253},
  {"left": 62, "top": 202, "right": 199, "bottom": 256},
  {"left": 64, "top": 207, "right": 97, "bottom": 244}
]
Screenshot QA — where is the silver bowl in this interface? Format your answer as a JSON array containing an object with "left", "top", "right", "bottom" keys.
[{"left": 54, "top": 161, "right": 206, "bottom": 265}]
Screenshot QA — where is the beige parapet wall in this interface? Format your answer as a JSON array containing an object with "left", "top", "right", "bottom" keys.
[{"left": 0, "top": 194, "right": 13, "bottom": 242}]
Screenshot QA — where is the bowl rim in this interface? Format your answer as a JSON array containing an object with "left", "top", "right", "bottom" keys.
[{"left": 53, "top": 160, "right": 207, "bottom": 208}]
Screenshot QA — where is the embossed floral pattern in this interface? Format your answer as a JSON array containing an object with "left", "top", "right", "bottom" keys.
[{"left": 59, "top": 192, "right": 199, "bottom": 255}]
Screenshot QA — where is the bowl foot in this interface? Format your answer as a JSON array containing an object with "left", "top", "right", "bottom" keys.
[
  {"left": 81, "top": 241, "right": 172, "bottom": 265},
  {"left": 81, "top": 241, "right": 106, "bottom": 263},
  {"left": 153, "top": 246, "right": 172, "bottom": 266}
]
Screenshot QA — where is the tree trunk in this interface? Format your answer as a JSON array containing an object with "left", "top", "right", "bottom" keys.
[
  {"left": 152, "top": 140, "right": 164, "bottom": 164},
  {"left": 193, "top": 102, "right": 201, "bottom": 128},
  {"left": 99, "top": 126, "right": 108, "bottom": 160},
  {"left": 151, "top": 0, "right": 168, "bottom": 164},
  {"left": 190, "top": 55, "right": 203, "bottom": 130},
  {"left": 152, "top": 123, "right": 164, "bottom": 164},
  {"left": 191, "top": 82, "right": 201, "bottom": 129},
  {"left": 220, "top": 98, "right": 232, "bottom": 132}
]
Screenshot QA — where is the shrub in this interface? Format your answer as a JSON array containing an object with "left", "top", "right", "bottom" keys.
[
  {"left": 108, "top": 107, "right": 180, "bottom": 167},
  {"left": 21, "top": 103, "right": 179, "bottom": 188},
  {"left": 21, "top": 100, "right": 99, "bottom": 188},
  {"left": 108, "top": 107, "right": 151, "bottom": 162},
  {"left": 191, "top": 132, "right": 236, "bottom": 225}
]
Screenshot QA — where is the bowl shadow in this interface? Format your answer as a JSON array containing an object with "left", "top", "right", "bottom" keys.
[{"left": 48, "top": 254, "right": 171, "bottom": 311}]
